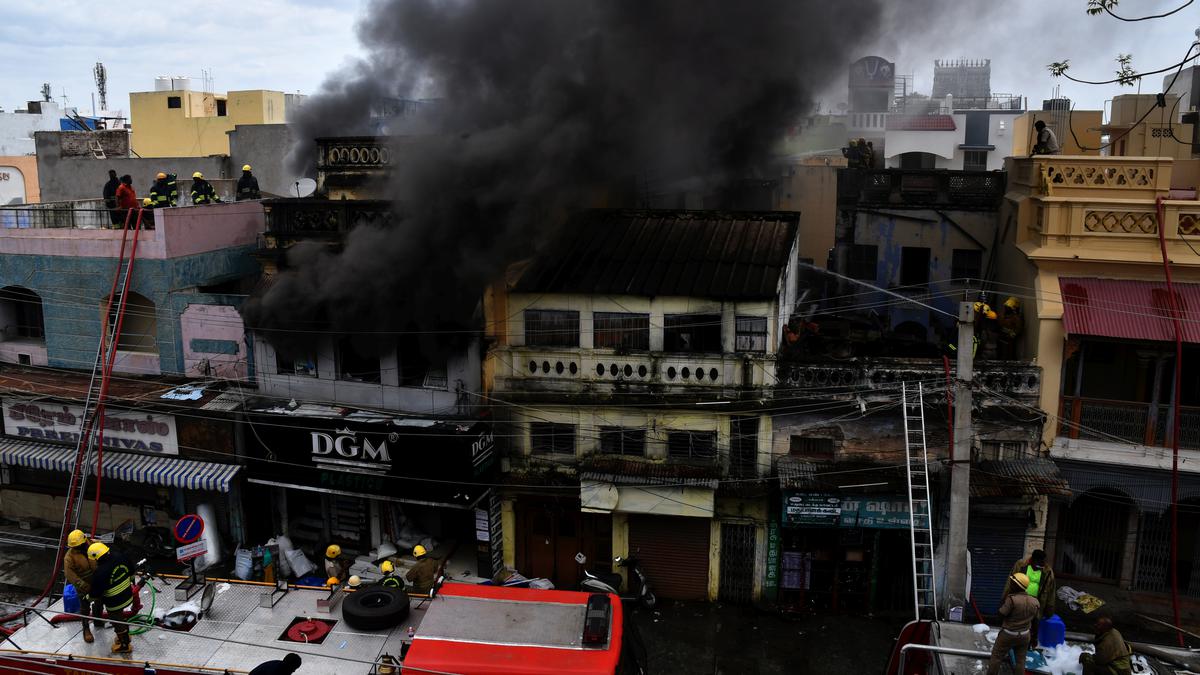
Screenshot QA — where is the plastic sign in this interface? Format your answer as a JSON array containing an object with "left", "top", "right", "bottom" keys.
[
  {"left": 173, "top": 514, "right": 205, "bottom": 544},
  {"left": 176, "top": 540, "right": 208, "bottom": 562}
]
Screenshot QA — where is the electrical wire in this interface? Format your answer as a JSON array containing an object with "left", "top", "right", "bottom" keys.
[{"left": 1093, "top": 0, "right": 1195, "bottom": 22}]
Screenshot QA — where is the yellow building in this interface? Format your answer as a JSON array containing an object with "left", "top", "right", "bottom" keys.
[
  {"left": 1000, "top": 153, "right": 1200, "bottom": 594},
  {"left": 1103, "top": 93, "right": 1195, "bottom": 160},
  {"left": 129, "top": 85, "right": 289, "bottom": 157},
  {"left": 1011, "top": 109, "right": 1103, "bottom": 156}
]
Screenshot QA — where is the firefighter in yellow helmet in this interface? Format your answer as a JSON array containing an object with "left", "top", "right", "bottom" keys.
[
  {"left": 985, "top": 572, "right": 1040, "bottom": 675},
  {"left": 324, "top": 544, "right": 349, "bottom": 582},
  {"left": 405, "top": 545, "right": 440, "bottom": 595},
  {"left": 378, "top": 560, "right": 404, "bottom": 589},
  {"left": 236, "top": 164, "right": 261, "bottom": 201},
  {"left": 997, "top": 296, "right": 1024, "bottom": 360},
  {"left": 190, "top": 171, "right": 220, "bottom": 205},
  {"left": 63, "top": 530, "right": 104, "bottom": 643},
  {"left": 88, "top": 542, "right": 135, "bottom": 654}
]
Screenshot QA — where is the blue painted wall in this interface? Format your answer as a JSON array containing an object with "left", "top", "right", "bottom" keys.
[{"left": 0, "top": 245, "right": 259, "bottom": 375}]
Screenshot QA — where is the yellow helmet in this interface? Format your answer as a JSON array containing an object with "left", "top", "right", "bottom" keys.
[
  {"left": 67, "top": 529, "right": 88, "bottom": 548},
  {"left": 348, "top": 575, "right": 362, "bottom": 587},
  {"left": 413, "top": 545, "right": 427, "bottom": 558},
  {"left": 87, "top": 542, "right": 109, "bottom": 560},
  {"left": 142, "top": 198, "right": 152, "bottom": 206},
  {"left": 156, "top": 172, "right": 166, "bottom": 180},
  {"left": 1004, "top": 296, "right": 1020, "bottom": 310},
  {"left": 1010, "top": 572, "right": 1030, "bottom": 590},
  {"left": 325, "top": 544, "right": 341, "bottom": 559},
  {"left": 242, "top": 164, "right": 252, "bottom": 172},
  {"left": 326, "top": 576, "right": 340, "bottom": 587},
  {"left": 380, "top": 560, "right": 395, "bottom": 574},
  {"left": 192, "top": 171, "right": 204, "bottom": 179}
]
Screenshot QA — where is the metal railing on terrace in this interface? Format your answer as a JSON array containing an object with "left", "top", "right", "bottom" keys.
[
  {"left": 837, "top": 168, "right": 1007, "bottom": 209},
  {"left": 1059, "top": 395, "right": 1200, "bottom": 449},
  {"left": 0, "top": 199, "right": 111, "bottom": 229}
]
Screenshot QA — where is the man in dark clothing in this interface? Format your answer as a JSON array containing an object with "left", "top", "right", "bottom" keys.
[
  {"left": 148, "top": 172, "right": 174, "bottom": 209},
  {"left": 405, "top": 545, "right": 440, "bottom": 595},
  {"left": 102, "top": 170, "right": 121, "bottom": 226},
  {"left": 1080, "top": 616, "right": 1132, "bottom": 675},
  {"left": 986, "top": 572, "right": 1040, "bottom": 675},
  {"left": 190, "top": 171, "right": 221, "bottom": 205},
  {"left": 88, "top": 542, "right": 134, "bottom": 654},
  {"left": 237, "top": 164, "right": 261, "bottom": 201},
  {"left": 250, "top": 653, "right": 301, "bottom": 674}
]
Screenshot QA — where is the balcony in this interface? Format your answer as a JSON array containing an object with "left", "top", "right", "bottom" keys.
[
  {"left": 837, "top": 168, "right": 1006, "bottom": 209},
  {"left": 776, "top": 357, "right": 1041, "bottom": 403},
  {"left": 315, "top": 136, "right": 391, "bottom": 199},
  {"left": 1059, "top": 396, "right": 1200, "bottom": 450},
  {"left": 488, "top": 346, "right": 775, "bottom": 396},
  {"left": 0, "top": 201, "right": 265, "bottom": 259},
  {"left": 261, "top": 198, "right": 395, "bottom": 243}
]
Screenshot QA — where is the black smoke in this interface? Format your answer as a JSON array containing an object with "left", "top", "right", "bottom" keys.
[{"left": 246, "top": 0, "right": 890, "bottom": 351}]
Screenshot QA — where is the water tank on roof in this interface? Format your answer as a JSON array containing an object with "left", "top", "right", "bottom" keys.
[
  {"left": 172, "top": 76, "right": 191, "bottom": 91},
  {"left": 154, "top": 77, "right": 171, "bottom": 92}
]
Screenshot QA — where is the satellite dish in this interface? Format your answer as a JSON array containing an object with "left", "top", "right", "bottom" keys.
[{"left": 292, "top": 177, "right": 317, "bottom": 198}]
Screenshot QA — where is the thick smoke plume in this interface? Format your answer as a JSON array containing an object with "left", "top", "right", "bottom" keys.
[{"left": 246, "top": 0, "right": 889, "bottom": 352}]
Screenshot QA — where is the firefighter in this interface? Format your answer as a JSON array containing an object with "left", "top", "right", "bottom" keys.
[
  {"left": 63, "top": 529, "right": 104, "bottom": 643},
  {"left": 1003, "top": 548, "right": 1056, "bottom": 648},
  {"left": 842, "top": 139, "right": 862, "bottom": 168},
  {"left": 973, "top": 293, "right": 999, "bottom": 359},
  {"left": 858, "top": 137, "right": 874, "bottom": 168},
  {"left": 986, "top": 572, "right": 1040, "bottom": 675},
  {"left": 237, "top": 164, "right": 261, "bottom": 201},
  {"left": 324, "top": 544, "right": 350, "bottom": 582},
  {"left": 88, "top": 542, "right": 134, "bottom": 654},
  {"left": 997, "top": 296, "right": 1024, "bottom": 360},
  {"left": 148, "top": 172, "right": 174, "bottom": 209},
  {"left": 405, "top": 545, "right": 440, "bottom": 595},
  {"left": 1079, "top": 615, "right": 1133, "bottom": 675},
  {"left": 190, "top": 171, "right": 220, "bottom": 205},
  {"left": 140, "top": 198, "right": 155, "bottom": 228},
  {"left": 249, "top": 653, "right": 302, "bottom": 675},
  {"left": 378, "top": 560, "right": 404, "bottom": 590}
]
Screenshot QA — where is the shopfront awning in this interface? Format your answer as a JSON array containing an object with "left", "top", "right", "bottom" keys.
[
  {"left": 1060, "top": 277, "right": 1200, "bottom": 344},
  {"left": 0, "top": 438, "right": 241, "bottom": 492}
]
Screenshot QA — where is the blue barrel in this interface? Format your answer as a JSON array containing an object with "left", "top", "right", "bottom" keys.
[
  {"left": 1039, "top": 614, "right": 1066, "bottom": 649},
  {"left": 62, "top": 584, "right": 80, "bottom": 614}
]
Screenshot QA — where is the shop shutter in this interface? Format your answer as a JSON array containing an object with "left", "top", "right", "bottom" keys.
[
  {"left": 967, "top": 517, "right": 1025, "bottom": 615},
  {"left": 629, "top": 515, "right": 711, "bottom": 601}
]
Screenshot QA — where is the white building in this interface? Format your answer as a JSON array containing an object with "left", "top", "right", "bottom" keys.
[{"left": 0, "top": 101, "right": 64, "bottom": 156}]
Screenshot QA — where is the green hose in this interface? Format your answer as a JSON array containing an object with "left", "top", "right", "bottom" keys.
[{"left": 127, "top": 578, "right": 156, "bottom": 635}]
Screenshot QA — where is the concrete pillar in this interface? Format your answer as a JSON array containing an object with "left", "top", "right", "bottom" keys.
[
  {"left": 612, "top": 513, "right": 629, "bottom": 587},
  {"left": 1120, "top": 506, "right": 1140, "bottom": 590},
  {"left": 708, "top": 519, "right": 722, "bottom": 602},
  {"left": 721, "top": 303, "right": 736, "bottom": 353},
  {"left": 501, "top": 498, "right": 517, "bottom": 570},
  {"left": 1024, "top": 496, "right": 1049, "bottom": 559}
]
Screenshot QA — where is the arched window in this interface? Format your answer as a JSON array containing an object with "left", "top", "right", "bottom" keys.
[
  {"left": 103, "top": 292, "right": 158, "bottom": 353},
  {"left": 0, "top": 286, "right": 44, "bottom": 341}
]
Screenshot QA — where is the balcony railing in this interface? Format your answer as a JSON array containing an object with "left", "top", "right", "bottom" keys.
[
  {"left": 1059, "top": 396, "right": 1200, "bottom": 449},
  {"left": 490, "top": 347, "right": 775, "bottom": 392},
  {"left": 317, "top": 136, "right": 391, "bottom": 170},
  {"left": 262, "top": 198, "right": 396, "bottom": 240},
  {"left": 777, "top": 358, "right": 1041, "bottom": 401},
  {"left": 0, "top": 200, "right": 110, "bottom": 229},
  {"left": 837, "top": 168, "right": 1006, "bottom": 209},
  {"left": 1009, "top": 156, "right": 1174, "bottom": 200}
]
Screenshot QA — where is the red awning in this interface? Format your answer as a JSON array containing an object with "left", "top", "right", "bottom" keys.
[{"left": 1059, "top": 277, "right": 1200, "bottom": 343}]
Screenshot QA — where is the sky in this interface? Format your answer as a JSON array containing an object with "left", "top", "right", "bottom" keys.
[{"left": 0, "top": 0, "right": 1195, "bottom": 117}]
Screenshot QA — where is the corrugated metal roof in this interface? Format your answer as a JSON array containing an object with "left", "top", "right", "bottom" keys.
[
  {"left": 579, "top": 456, "right": 720, "bottom": 488},
  {"left": 971, "top": 458, "right": 1070, "bottom": 498},
  {"left": 1059, "top": 277, "right": 1200, "bottom": 344},
  {"left": 513, "top": 210, "right": 799, "bottom": 300},
  {"left": 886, "top": 115, "right": 957, "bottom": 131}
]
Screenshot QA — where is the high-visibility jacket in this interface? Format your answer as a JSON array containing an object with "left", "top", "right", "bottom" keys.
[
  {"left": 148, "top": 179, "right": 175, "bottom": 208},
  {"left": 191, "top": 179, "right": 220, "bottom": 205},
  {"left": 92, "top": 553, "right": 134, "bottom": 611},
  {"left": 380, "top": 574, "right": 403, "bottom": 589}
]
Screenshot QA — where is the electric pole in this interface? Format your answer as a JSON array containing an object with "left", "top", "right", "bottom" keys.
[{"left": 945, "top": 301, "right": 973, "bottom": 614}]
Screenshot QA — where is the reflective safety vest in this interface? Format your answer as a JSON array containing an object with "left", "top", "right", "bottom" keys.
[
  {"left": 1025, "top": 565, "right": 1042, "bottom": 599},
  {"left": 380, "top": 574, "right": 403, "bottom": 589},
  {"left": 99, "top": 560, "right": 134, "bottom": 611},
  {"left": 191, "top": 180, "right": 218, "bottom": 205}
]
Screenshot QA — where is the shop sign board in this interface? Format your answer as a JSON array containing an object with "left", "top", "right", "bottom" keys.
[
  {"left": 311, "top": 427, "right": 392, "bottom": 473},
  {"left": 3, "top": 399, "right": 179, "bottom": 456},
  {"left": 839, "top": 498, "right": 911, "bottom": 529},
  {"left": 176, "top": 540, "right": 208, "bottom": 562},
  {"left": 783, "top": 492, "right": 841, "bottom": 526},
  {"left": 764, "top": 520, "right": 781, "bottom": 601}
]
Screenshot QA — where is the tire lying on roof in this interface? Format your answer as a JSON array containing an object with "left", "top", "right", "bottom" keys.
[{"left": 342, "top": 586, "right": 410, "bottom": 631}]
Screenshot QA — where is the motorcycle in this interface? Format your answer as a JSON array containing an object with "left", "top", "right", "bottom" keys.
[{"left": 577, "top": 552, "right": 656, "bottom": 609}]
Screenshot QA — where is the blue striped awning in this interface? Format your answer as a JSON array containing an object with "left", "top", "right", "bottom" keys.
[{"left": 0, "top": 438, "right": 241, "bottom": 492}]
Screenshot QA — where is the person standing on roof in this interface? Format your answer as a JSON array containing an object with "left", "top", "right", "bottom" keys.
[
  {"left": 997, "top": 296, "right": 1024, "bottom": 360},
  {"left": 378, "top": 560, "right": 405, "bottom": 590},
  {"left": 985, "top": 572, "right": 1040, "bottom": 675},
  {"left": 88, "top": 542, "right": 135, "bottom": 654},
  {"left": 114, "top": 175, "right": 138, "bottom": 223},
  {"left": 148, "top": 172, "right": 175, "bottom": 209},
  {"left": 1032, "top": 120, "right": 1061, "bottom": 155},
  {"left": 323, "top": 544, "right": 350, "bottom": 583},
  {"left": 190, "top": 172, "right": 221, "bottom": 205},
  {"left": 237, "top": 164, "right": 261, "bottom": 201},
  {"left": 1002, "top": 548, "right": 1056, "bottom": 648},
  {"left": 406, "top": 545, "right": 440, "bottom": 594},
  {"left": 102, "top": 169, "right": 122, "bottom": 227},
  {"left": 63, "top": 529, "right": 104, "bottom": 644},
  {"left": 249, "top": 653, "right": 302, "bottom": 675}
]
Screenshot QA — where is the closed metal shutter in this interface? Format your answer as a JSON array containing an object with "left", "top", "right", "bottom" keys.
[
  {"left": 629, "top": 515, "right": 710, "bottom": 601},
  {"left": 968, "top": 517, "right": 1025, "bottom": 615}
]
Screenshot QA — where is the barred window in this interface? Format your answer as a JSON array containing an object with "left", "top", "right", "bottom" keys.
[
  {"left": 735, "top": 316, "right": 768, "bottom": 353},
  {"left": 667, "top": 431, "right": 718, "bottom": 461},
  {"left": 593, "top": 312, "right": 650, "bottom": 351},
  {"left": 599, "top": 427, "right": 646, "bottom": 456},
  {"left": 530, "top": 422, "right": 576, "bottom": 456},
  {"left": 524, "top": 310, "right": 580, "bottom": 347}
]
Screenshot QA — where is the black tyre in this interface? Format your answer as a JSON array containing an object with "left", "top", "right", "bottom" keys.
[{"left": 342, "top": 587, "right": 410, "bottom": 631}]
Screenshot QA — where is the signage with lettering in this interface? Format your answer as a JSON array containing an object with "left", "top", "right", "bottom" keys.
[
  {"left": 3, "top": 399, "right": 179, "bottom": 456},
  {"left": 840, "top": 498, "right": 913, "bottom": 529},
  {"left": 764, "top": 520, "right": 781, "bottom": 601},
  {"left": 783, "top": 493, "right": 842, "bottom": 526},
  {"left": 176, "top": 540, "right": 208, "bottom": 562},
  {"left": 782, "top": 492, "right": 913, "bottom": 530},
  {"left": 311, "top": 427, "right": 392, "bottom": 473}
]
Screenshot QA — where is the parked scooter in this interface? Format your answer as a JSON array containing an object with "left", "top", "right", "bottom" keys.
[{"left": 577, "top": 553, "right": 656, "bottom": 609}]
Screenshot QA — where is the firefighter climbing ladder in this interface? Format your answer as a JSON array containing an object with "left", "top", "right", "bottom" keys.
[
  {"left": 47, "top": 208, "right": 146, "bottom": 596},
  {"left": 902, "top": 382, "right": 938, "bottom": 621}
]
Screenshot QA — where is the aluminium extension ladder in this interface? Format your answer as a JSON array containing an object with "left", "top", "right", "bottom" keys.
[{"left": 902, "top": 382, "right": 938, "bottom": 621}]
